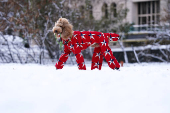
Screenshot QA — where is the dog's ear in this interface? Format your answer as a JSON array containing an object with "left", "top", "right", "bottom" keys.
[{"left": 59, "top": 18, "right": 62, "bottom": 22}]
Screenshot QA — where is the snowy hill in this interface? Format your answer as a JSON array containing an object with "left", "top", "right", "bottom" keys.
[{"left": 0, "top": 63, "right": 170, "bottom": 113}]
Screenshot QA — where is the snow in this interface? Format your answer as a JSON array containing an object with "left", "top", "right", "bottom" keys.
[
  {"left": 0, "top": 35, "right": 23, "bottom": 44},
  {"left": 0, "top": 63, "right": 170, "bottom": 113}
]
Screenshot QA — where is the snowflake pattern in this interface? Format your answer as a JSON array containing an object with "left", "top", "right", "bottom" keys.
[
  {"left": 75, "top": 53, "right": 83, "bottom": 60},
  {"left": 82, "top": 62, "right": 85, "bottom": 67},
  {"left": 108, "top": 58, "right": 115, "bottom": 65},
  {"left": 78, "top": 53, "right": 83, "bottom": 57},
  {"left": 69, "top": 44, "right": 74, "bottom": 50},
  {"left": 95, "top": 52, "right": 101, "bottom": 59},
  {"left": 73, "top": 34, "right": 78, "bottom": 39},
  {"left": 109, "top": 35, "right": 116, "bottom": 41},
  {"left": 89, "top": 33, "right": 95, "bottom": 40},
  {"left": 97, "top": 33, "right": 102, "bottom": 38},
  {"left": 104, "top": 49, "right": 111, "bottom": 56},
  {"left": 77, "top": 62, "right": 85, "bottom": 68},
  {"left": 81, "top": 41, "right": 85, "bottom": 46},
  {"left": 101, "top": 40, "right": 107, "bottom": 46},
  {"left": 93, "top": 62, "right": 100, "bottom": 69},
  {"left": 81, "top": 33, "right": 86, "bottom": 39},
  {"left": 57, "top": 60, "right": 64, "bottom": 66},
  {"left": 64, "top": 40, "right": 68, "bottom": 45},
  {"left": 56, "top": 62, "right": 64, "bottom": 67},
  {"left": 76, "top": 42, "right": 83, "bottom": 48},
  {"left": 86, "top": 42, "right": 91, "bottom": 46}
]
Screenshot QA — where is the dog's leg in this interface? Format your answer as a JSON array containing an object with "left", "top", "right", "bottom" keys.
[
  {"left": 99, "top": 34, "right": 120, "bottom": 70},
  {"left": 91, "top": 47, "right": 103, "bottom": 70},
  {"left": 75, "top": 52, "right": 86, "bottom": 70},
  {"left": 101, "top": 46, "right": 120, "bottom": 70},
  {"left": 55, "top": 49, "right": 71, "bottom": 69}
]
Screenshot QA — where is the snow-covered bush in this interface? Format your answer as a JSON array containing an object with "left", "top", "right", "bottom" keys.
[{"left": 0, "top": 34, "right": 50, "bottom": 64}]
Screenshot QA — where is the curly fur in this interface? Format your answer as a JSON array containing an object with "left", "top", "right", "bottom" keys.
[{"left": 52, "top": 18, "right": 73, "bottom": 40}]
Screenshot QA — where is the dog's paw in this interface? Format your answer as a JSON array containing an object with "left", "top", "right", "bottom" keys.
[{"left": 114, "top": 67, "right": 120, "bottom": 71}]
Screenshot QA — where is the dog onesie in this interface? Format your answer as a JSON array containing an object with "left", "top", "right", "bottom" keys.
[{"left": 55, "top": 31, "right": 120, "bottom": 70}]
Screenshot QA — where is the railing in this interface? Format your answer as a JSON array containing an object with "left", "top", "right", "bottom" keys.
[{"left": 129, "top": 24, "right": 170, "bottom": 33}]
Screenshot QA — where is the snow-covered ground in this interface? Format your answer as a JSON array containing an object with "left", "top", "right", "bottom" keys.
[{"left": 0, "top": 63, "right": 170, "bottom": 113}]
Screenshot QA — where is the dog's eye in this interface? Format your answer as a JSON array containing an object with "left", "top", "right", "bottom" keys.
[{"left": 55, "top": 30, "right": 58, "bottom": 33}]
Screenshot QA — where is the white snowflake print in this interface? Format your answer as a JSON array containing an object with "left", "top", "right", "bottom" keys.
[
  {"left": 89, "top": 33, "right": 95, "bottom": 40},
  {"left": 95, "top": 52, "right": 101, "bottom": 59},
  {"left": 81, "top": 33, "right": 86, "bottom": 39},
  {"left": 104, "top": 49, "right": 111, "bottom": 56},
  {"left": 94, "top": 62, "right": 100, "bottom": 69},
  {"left": 108, "top": 58, "right": 115, "bottom": 65},
  {"left": 101, "top": 40, "right": 107, "bottom": 46}
]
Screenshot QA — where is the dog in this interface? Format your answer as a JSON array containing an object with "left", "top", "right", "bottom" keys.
[{"left": 53, "top": 17, "right": 120, "bottom": 70}]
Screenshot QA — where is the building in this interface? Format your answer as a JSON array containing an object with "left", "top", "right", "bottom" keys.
[
  {"left": 67, "top": 0, "right": 169, "bottom": 37},
  {"left": 67, "top": 0, "right": 170, "bottom": 48},
  {"left": 68, "top": 0, "right": 168, "bottom": 26}
]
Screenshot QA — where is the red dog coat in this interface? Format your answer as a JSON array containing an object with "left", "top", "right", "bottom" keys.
[{"left": 55, "top": 31, "right": 120, "bottom": 70}]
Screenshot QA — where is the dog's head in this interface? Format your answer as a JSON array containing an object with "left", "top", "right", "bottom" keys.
[
  {"left": 52, "top": 18, "right": 73, "bottom": 40},
  {"left": 52, "top": 25, "right": 62, "bottom": 35}
]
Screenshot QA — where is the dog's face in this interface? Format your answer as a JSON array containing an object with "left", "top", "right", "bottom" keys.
[
  {"left": 53, "top": 18, "right": 69, "bottom": 35},
  {"left": 52, "top": 21, "right": 63, "bottom": 37},
  {"left": 52, "top": 26, "right": 62, "bottom": 35},
  {"left": 53, "top": 18, "right": 73, "bottom": 40}
]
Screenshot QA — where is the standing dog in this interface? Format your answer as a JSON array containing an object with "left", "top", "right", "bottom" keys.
[{"left": 53, "top": 18, "right": 120, "bottom": 70}]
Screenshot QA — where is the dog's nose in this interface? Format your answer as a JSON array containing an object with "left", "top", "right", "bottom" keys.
[{"left": 54, "top": 30, "right": 58, "bottom": 33}]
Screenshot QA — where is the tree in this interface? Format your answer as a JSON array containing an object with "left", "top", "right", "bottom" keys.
[
  {"left": 0, "top": 0, "right": 96, "bottom": 64},
  {"left": 0, "top": 0, "right": 55, "bottom": 64},
  {"left": 0, "top": 0, "right": 132, "bottom": 64}
]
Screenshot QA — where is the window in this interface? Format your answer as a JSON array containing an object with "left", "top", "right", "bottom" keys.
[
  {"left": 102, "top": 3, "right": 108, "bottom": 19},
  {"left": 148, "top": 2, "right": 150, "bottom": 14},
  {"left": 88, "top": 5, "right": 93, "bottom": 19},
  {"left": 142, "top": 17, "right": 147, "bottom": 24},
  {"left": 138, "top": 1, "right": 160, "bottom": 25},
  {"left": 152, "top": 15, "right": 155, "bottom": 24},
  {"left": 111, "top": 2, "right": 117, "bottom": 17},
  {"left": 156, "top": 1, "right": 160, "bottom": 13},
  {"left": 152, "top": 1, "right": 155, "bottom": 14},
  {"left": 148, "top": 16, "right": 150, "bottom": 24},
  {"left": 138, "top": 3, "right": 141, "bottom": 14},
  {"left": 142, "top": 2, "right": 146, "bottom": 14}
]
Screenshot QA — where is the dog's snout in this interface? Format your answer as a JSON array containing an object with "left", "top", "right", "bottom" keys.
[{"left": 54, "top": 30, "right": 58, "bottom": 33}]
